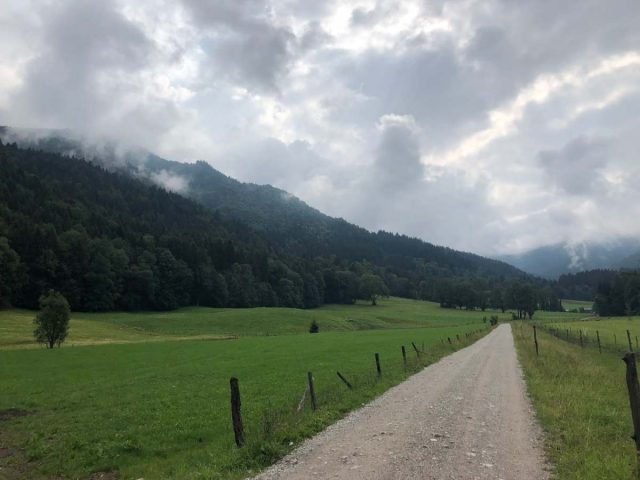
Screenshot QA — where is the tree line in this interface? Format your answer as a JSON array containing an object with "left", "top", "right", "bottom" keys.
[
  {"left": 435, "top": 277, "right": 563, "bottom": 318},
  {"left": 556, "top": 269, "right": 617, "bottom": 301},
  {"left": 594, "top": 270, "right": 640, "bottom": 316}
]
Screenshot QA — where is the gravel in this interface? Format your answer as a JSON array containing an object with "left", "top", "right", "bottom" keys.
[{"left": 249, "top": 324, "right": 550, "bottom": 480}]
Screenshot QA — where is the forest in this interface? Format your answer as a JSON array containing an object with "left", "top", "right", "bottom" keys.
[
  {"left": 0, "top": 141, "right": 566, "bottom": 313},
  {"left": 593, "top": 270, "right": 640, "bottom": 316}
]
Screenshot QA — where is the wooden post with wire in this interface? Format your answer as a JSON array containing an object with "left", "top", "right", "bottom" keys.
[
  {"left": 623, "top": 353, "right": 640, "bottom": 478},
  {"left": 229, "top": 377, "right": 245, "bottom": 447},
  {"left": 533, "top": 325, "right": 539, "bottom": 356},
  {"left": 307, "top": 372, "right": 317, "bottom": 411},
  {"left": 336, "top": 371, "right": 353, "bottom": 389},
  {"left": 597, "top": 330, "right": 602, "bottom": 354}
]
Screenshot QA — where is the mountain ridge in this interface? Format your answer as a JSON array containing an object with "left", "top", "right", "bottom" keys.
[
  {"left": 0, "top": 127, "right": 523, "bottom": 280},
  {"left": 498, "top": 239, "right": 640, "bottom": 279}
]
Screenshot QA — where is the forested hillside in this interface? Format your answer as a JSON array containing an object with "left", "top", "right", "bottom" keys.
[{"left": 0, "top": 138, "right": 543, "bottom": 313}]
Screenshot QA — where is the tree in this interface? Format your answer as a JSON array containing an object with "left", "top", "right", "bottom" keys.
[
  {"left": 33, "top": 290, "right": 70, "bottom": 349},
  {"left": 359, "top": 273, "right": 389, "bottom": 305},
  {"left": 489, "top": 287, "right": 506, "bottom": 313},
  {"left": 506, "top": 280, "right": 537, "bottom": 319}
]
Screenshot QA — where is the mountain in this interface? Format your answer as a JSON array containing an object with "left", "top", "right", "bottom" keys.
[
  {"left": 498, "top": 240, "right": 640, "bottom": 279},
  {"left": 0, "top": 128, "right": 530, "bottom": 312}
]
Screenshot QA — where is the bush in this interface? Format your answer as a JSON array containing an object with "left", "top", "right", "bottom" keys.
[{"left": 309, "top": 320, "right": 319, "bottom": 334}]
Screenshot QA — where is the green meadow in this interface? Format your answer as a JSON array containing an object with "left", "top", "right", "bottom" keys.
[
  {"left": 561, "top": 299, "right": 594, "bottom": 312},
  {"left": 546, "top": 317, "right": 640, "bottom": 352},
  {"left": 1, "top": 297, "right": 499, "bottom": 350},
  {"left": 0, "top": 298, "right": 498, "bottom": 479}
]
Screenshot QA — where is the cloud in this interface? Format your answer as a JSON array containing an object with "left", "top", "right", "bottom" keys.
[
  {"left": 13, "top": 0, "right": 152, "bottom": 126},
  {"left": 1, "top": 0, "right": 640, "bottom": 256},
  {"left": 181, "top": 0, "right": 297, "bottom": 91},
  {"left": 149, "top": 169, "right": 190, "bottom": 193},
  {"left": 537, "top": 136, "right": 609, "bottom": 195},
  {"left": 373, "top": 114, "right": 423, "bottom": 190}
]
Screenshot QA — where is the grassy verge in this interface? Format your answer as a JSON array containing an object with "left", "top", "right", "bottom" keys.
[
  {"left": 1, "top": 320, "right": 490, "bottom": 479},
  {"left": 513, "top": 323, "right": 637, "bottom": 479}
]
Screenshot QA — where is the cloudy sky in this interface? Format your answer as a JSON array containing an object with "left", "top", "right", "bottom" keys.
[{"left": 1, "top": 0, "right": 639, "bottom": 256}]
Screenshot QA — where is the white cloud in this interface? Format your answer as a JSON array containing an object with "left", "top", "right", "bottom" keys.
[
  {"left": 149, "top": 169, "right": 190, "bottom": 193},
  {"left": 1, "top": 0, "right": 639, "bottom": 256}
]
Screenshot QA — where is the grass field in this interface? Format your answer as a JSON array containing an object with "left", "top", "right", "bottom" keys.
[
  {"left": 514, "top": 322, "right": 637, "bottom": 479},
  {"left": 0, "top": 298, "right": 498, "bottom": 479},
  {"left": 0, "top": 297, "right": 506, "bottom": 350},
  {"left": 561, "top": 299, "right": 594, "bottom": 312},
  {"left": 546, "top": 317, "right": 640, "bottom": 352}
]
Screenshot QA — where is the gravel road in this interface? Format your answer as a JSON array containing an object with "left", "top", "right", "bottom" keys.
[{"left": 250, "top": 324, "right": 549, "bottom": 480}]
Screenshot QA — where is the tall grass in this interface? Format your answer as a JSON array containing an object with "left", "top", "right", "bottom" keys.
[{"left": 514, "top": 323, "right": 637, "bottom": 479}]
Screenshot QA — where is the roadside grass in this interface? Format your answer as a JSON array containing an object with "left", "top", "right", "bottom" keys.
[
  {"left": 0, "top": 297, "right": 511, "bottom": 349},
  {"left": 1, "top": 319, "right": 490, "bottom": 479},
  {"left": 514, "top": 323, "right": 637, "bottom": 479}
]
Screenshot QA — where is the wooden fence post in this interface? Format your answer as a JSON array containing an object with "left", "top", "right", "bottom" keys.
[
  {"left": 375, "top": 353, "right": 382, "bottom": 377},
  {"left": 412, "top": 342, "right": 421, "bottom": 357},
  {"left": 336, "top": 371, "right": 353, "bottom": 389},
  {"left": 401, "top": 345, "right": 407, "bottom": 367},
  {"left": 307, "top": 372, "right": 317, "bottom": 411},
  {"left": 533, "top": 325, "right": 539, "bottom": 356},
  {"left": 629, "top": 330, "right": 634, "bottom": 353},
  {"left": 447, "top": 337, "right": 452, "bottom": 345},
  {"left": 597, "top": 330, "right": 602, "bottom": 354},
  {"left": 230, "top": 377, "right": 245, "bottom": 447},
  {"left": 623, "top": 353, "right": 640, "bottom": 473},
  {"left": 579, "top": 330, "right": 583, "bottom": 348},
  {"left": 566, "top": 329, "right": 569, "bottom": 341}
]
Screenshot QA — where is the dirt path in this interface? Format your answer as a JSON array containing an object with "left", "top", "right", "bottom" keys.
[{"left": 251, "top": 324, "right": 549, "bottom": 480}]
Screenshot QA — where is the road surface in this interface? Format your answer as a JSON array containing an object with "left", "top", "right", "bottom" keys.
[{"left": 250, "top": 324, "right": 550, "bottom": 480}]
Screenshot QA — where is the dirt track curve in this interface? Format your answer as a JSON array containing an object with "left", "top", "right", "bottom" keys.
[{"left": 250, "top": 324, "right": 550, "bottom": 480}]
